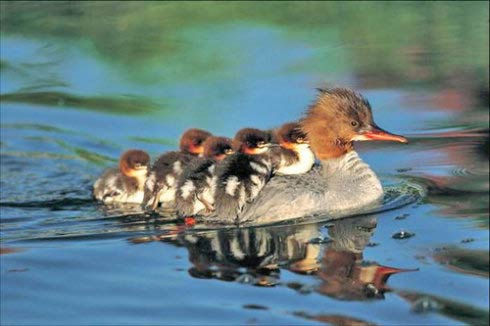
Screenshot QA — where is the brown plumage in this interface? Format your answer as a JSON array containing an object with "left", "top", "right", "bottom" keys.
[
  {"left": 93, "top": 149, "right": 150, "bottom": 203},
  {"left": 301, "top": 88, "right": 407, "bottom": 160},
  {"left": 210, "top": 128, "right": 274, "bottom": 223},
  {"left": 175, "top": 136, "right": 234, "bottom": 216},
  {"left": 232, "top": 128, "right": 272, "bottom": 155},
  {"left": 143, "top": 128, "right": 213, "bottom": 210},
  {"left": 179, "top": 128, "right": 213, "bottom": 155},
  {"left": 202, "top": 136, "right": 235, "bottom": 161}
]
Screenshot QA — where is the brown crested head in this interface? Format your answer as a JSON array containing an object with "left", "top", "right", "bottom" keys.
[
  {"left": 233, "top": 128, "right": 272, "bottom": 155},
  {"left": 202, "top": 136, "right": 234, "bottom": 161},
  {"left": 300, "top": 88, "right": 407, "bottom": 160},
  {"left": 275, "top": 122, "right": 309, "bottom": 150},
  {"left": 119, "top": 149, "right": 150, "bottom": 177},
  {"left": 179, "top": 128, "right": 213, "bottom": 155}
]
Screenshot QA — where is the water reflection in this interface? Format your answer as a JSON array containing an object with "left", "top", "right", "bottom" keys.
[
  {"left": 433, "top": 247, "right": 489, "bottom": 279},
  {"left": 139, "top": 215, "right": 417, "bottom": 301},
  {"left": 1, "top": 2, "right": 488, "bottom": 324},
  {"left": 397, "top": 291, "right": 490, "bottom": 325}
]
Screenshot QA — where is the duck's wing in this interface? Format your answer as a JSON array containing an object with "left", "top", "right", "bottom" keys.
[{"left": 238, "top": 166, "right": 328, "bottom": 224}]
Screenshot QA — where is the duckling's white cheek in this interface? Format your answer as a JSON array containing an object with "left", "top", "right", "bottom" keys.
[
  {"left": 255, "top": 147, "right": 269, "bottom": 154},
  {"left": 297, "top": 143, "right": 311, "bottom": 149}
]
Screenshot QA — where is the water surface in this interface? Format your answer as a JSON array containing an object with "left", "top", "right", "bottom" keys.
[{"left": 1, "top": 2, "right": 489, "bottom": 325}]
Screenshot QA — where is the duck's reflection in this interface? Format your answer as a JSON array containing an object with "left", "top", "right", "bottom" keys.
[{"left": 152, "top": 215, "right": 416, "bottom": 300}]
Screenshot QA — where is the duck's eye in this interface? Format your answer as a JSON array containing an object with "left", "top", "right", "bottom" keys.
[
  {"left": 134, "top": 163, "right": 142, "bottom": 168},
  {"left": 257, "top": 141, "right": 266, "bottom": 147},
  {"left": 351, "top": 121, "right": 359, "bottom": 127},
  {"left": 296, "top": 137, "right": 304, "bottom": 143},
  {"left": 225, "top": 148, "right": 234, "bottom": 155}
]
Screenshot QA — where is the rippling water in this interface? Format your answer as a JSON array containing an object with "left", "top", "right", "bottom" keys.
[{"left": 1, "top": 2, "right": 489, "bottom": 325}]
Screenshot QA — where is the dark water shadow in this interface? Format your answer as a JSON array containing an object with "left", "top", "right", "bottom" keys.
[
  {"left": 433, "top": 247, "right": 489, "bottom": 279},
  {"left": 133, "top": 215, "right": 418, "bottom": 300},
  {"left": 0, "top": 91, "right": 160, "bottom": 115},
  {"left": 396, "top": 290, "right": 489, "bottom": 325}
]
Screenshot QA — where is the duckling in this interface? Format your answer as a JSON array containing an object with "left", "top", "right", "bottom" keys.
[
  {"left": 175, "top": 136, "right": 234, "bottom": 217},
  {"left": 271, "top": 122, "right": 315, "bottom": 175},
  {"left": 143, "top": 128, "right": 212, "bottom": 210},
  {"left": 237, "top": 87, "right": 408, "bottom": 225},
  {"left": 93, "top": 149, "right": 150, "bottom": 204},
  {"left": 211, "top": 128, "right": 274, "bottom": 222}
]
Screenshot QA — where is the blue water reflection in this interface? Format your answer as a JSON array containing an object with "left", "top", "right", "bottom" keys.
[{"left": 1, "top": 2, "right": 488, "bottom": 325}]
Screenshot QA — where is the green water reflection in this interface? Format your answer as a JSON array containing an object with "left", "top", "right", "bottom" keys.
[
  {"left": 1, "top": 2, "right": 489, "bottom": 325},
  {"left": 1, "top": 1, "right": 488, "bottom": 87}
]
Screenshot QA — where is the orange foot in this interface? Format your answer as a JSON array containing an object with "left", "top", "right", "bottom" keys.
[{"left": 184, "top": 216, "right": 196, "bottom": 227}]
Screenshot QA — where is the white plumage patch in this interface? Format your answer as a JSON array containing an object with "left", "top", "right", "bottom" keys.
[
  {"left": 208, "top": 165, "right": 215, "bottom": 174},
  {"left": 166, "top": 174, "right": 175, "bottom": 186},
  {"left": 145, "top": 172, "right": 156, "bottom": 192},
  {"left": 249, "top": 185, "right": 260, "bottom": 200},
  {"left": 276, "top": 145, "right": 315, "bottom": 175},
  {"left": 238, "top": 185, "right": 247, "bottom": 210},
  {"left": 230, "top": 237, "right": 245, "bottom": 260},
  {"left": 121, "top": 190, "right": 145, "bottom": 204},
  {"left": 202, "top": 175, "right": 217, "bottom": 204},
  {"left": 180, "top": 180, "right": 195, "bottom": 199},
  {"left": 254, "top": 147, "right": 269, "bottom": 155},
  {"left": 159, "top": 187, "right": 176, "bottom": 203},
  {"left": 173, "top": 161, "right": 183, "bottom": 174},
  {"left": 106, "top": 175, "right": 117, "bottom": 189},
  {"left": 250, "top": 162, "right": 268, "bottom": 175},
  {"left": 250, "top": 174, "right": 261, "bottom": 186},
  {"left": 249, "top": 174, "right": 264, "bottom": 199},
  {"left": 93, "top": 178, "right": 101, "bottom": 190},
  {"left": 225, "top": 176, "right": 239, "bottom": 196},
  {"left": 260, "top": 158, "right": 272, "bottom": 170},
  {"left": 257, "top": 235, "right": 268, "bottom": 257},
  {"left": 192, "top": 200, "right": 206, "bottom": 215}
]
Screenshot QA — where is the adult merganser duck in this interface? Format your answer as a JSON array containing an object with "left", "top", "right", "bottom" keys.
[
  {"left": 143, "top": 128, "right": 212, "bottom": 210},
  {"left": 271, "top": 122, "right": 315, "bottom": 175},
  {"left": 212, "top": 88, "right": 408, "bottom": 224},
  {"left": 93, "top": 149, "right": 150, "bottom": 203},
  {"left": 175, "top": 136, "right": 234, "bottom": 216},
  {"left": 211, "top": 128, "right": 275, "bottom": 220}
]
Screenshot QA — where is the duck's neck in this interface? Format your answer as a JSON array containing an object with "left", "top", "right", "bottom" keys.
[{"left": 320, "top": 151, "right": 364, "bottom": 177}]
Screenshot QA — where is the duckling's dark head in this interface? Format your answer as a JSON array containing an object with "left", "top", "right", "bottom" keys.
[
  {"left": 233, "top": 128, "right": 272, "bottom": 155},
  {"left": 179, "top": 128, "right": 213, "bottom": 155},
  {"left": 276, "top": 122, "right": 309, "bottom": 149},
  {"left": 119, "top": 149, "right": 150, "bottom": 177},
  {"left": 203, "top": 136, "right": 234, "bottom": 161}
]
